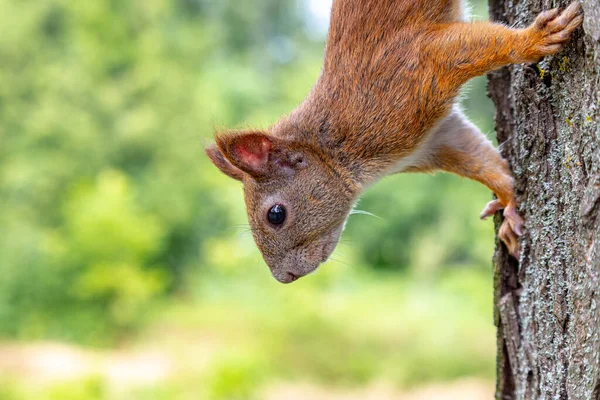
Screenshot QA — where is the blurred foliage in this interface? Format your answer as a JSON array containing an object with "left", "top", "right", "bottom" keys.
[
  {"left": 0, "top": 0, "right": 322, "bottom": 343},
  {"left": 0, "top": 269, "right": 495, "bottom": 399},
  {"left": 0, "top": 0, "right": 498, "bottom": 394}
]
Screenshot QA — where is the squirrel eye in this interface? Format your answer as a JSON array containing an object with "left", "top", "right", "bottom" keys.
[{"left": 267, "top": 205, "right": 286, "bottom": 226}]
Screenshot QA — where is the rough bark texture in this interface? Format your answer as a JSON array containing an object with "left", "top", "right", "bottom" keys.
[{"left": 488, "top": 1, "right": 600, "bottom": 399}]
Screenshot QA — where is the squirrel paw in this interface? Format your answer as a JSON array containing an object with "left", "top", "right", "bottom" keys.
[
  {"left": 525, "top": 1, "right": 583, "bottom": 61},
  {"left": 480, "top": 199, "right": 503, "bottom": 220},
  {"left": 481, "top": 200, "right": 524, "bottom": 258}
]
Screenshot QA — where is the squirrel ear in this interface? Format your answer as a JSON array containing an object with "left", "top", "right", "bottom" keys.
[
  {"left": 216, "top": 131, "right": 276, "bottom": 178},
  {"left": 205, "top": 144, "right": 245, "bottom": 181}
]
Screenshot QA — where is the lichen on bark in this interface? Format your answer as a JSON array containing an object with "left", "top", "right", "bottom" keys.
[{"left": 488, "top": 1, "right": 600, "bottom": 399}]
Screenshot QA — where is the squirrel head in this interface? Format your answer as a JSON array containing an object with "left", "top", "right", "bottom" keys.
[{"left": 206, "top": 130, "right": 357, "bottom": 283}]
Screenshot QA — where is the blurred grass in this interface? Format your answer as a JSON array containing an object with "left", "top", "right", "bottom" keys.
[
  {"left": 0, "top": 267, "right": 495, "bottom": 399},
  {"left": 0, "top": 0, "right": 499, "bottom": 398}
]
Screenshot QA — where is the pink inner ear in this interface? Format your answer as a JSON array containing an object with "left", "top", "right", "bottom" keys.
[{"left": 234, "top": 135, "right": 272, "bottom": 171}]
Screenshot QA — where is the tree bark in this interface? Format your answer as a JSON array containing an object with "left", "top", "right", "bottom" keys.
[{"left": 488, "top": 1, "right": 600, "bottom": 399}]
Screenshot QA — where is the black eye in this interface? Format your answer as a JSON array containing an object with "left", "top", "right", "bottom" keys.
[{"left": 267, "top": 205, "right": 286, "bottom": 226}]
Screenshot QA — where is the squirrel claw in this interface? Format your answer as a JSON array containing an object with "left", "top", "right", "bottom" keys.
[
  {"left": 527, "top": 1, "right": 584, "bottom": 60},
  {"left": 500, "top": 203, "right": 524, "bottom": 258},
  {"left": 480, "top": 199, "right": 503, "bottom": 220},
  {"left": 499, "top": 220, "right": 520, "bottom": 258},
  {"left": 504, "top": 205, "right": 524, "bottom": 237},
  {"left": 480, "top": 200, "right": 524, "bottom": 258}
]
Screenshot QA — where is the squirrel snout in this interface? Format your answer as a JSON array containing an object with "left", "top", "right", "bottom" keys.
[
  {"left": 275, "top": 272, "right": 300, "bottom": 284},
  {"left": 270, "top": 269, "right": 310, "bottom": 284},
  {"left": 268, "top": 262, "right": 319, "bottom": 284},
  {"left": 264, "top": 254, "right": 321, "bottom": 284},
  {"left": 262, "top": 226, "right": 344, "bottom": 284}
]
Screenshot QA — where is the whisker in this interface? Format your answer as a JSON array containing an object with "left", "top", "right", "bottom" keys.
[
  {"left": 326, "top": 248, "right": 355, "bottom": 268},
  {"left": 226, "top": 225, "right": 260, "bottom": 233},
  {"left": 328, "top": 256, "right": 353, "bottom": 268},
  {"left": 233, "top": 224, "right": 252, "bottom": 229},
  {"left": 350, "top": 209, "right": 382, "bottom": 220}
]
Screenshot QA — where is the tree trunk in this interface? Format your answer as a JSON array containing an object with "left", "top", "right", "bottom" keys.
[{"left": 488, "top": 1, "right": 600, "bottom": 399}]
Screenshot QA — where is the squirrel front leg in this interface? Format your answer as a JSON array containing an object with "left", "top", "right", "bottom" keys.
[
  {"left": 403, "top": 109, "right": 524, "bottom": 257},
  {"left": 409, "top": 2, "right": 583, "bottom": 256},
  {"left": 426, "top": 1, "right": 583, "bottom": 85}
]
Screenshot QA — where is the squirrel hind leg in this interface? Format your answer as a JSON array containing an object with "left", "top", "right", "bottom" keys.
[{"left": 408, "top": 108, "right": 525, "bottom": 257}]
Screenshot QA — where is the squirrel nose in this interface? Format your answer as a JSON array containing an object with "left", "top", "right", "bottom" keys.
[{"left": 271, "top": 271, "right": 300, "bottom": 284}]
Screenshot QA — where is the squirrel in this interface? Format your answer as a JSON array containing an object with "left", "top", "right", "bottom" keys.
[{"left": 206, "top": 0, "right": 584, "bottom": 284}]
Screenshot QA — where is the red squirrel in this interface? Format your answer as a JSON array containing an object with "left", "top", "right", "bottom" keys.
[{"left": 206, "top": 0, "right": 584, "bottom": 283}]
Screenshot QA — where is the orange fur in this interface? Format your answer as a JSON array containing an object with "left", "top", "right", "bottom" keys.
[{"left": 206, "top": 1, "right": 583, "bottom": 281}]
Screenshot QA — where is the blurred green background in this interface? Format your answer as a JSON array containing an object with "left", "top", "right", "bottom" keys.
[{"left": 0, "top": 0, "right": 499, "bottom": 398}]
